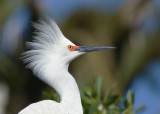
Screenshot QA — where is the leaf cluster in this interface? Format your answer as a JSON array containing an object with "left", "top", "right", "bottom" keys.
[{"left": 43, "top": 77, "right": 145, "bottom": 114}]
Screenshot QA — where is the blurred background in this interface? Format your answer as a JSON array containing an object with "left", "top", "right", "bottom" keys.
[{"left": 0, "top": 0, "right": 160, "bottom": 114}]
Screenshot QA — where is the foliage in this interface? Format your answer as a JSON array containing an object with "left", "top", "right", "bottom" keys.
[
  {"left": 43, "top": 76, "right": 145, "bottom": 114},
  {"left": 0, "top": 0, "right": 159, "bottom": 113}
]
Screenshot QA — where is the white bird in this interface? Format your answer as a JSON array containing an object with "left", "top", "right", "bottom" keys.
[{"left": 19, "top": 18, "right": 115, "bottom": 114}]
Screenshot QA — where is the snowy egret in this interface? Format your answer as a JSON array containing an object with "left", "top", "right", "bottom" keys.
[{"left": 19, "top": 18, "right": 115, "bottom": 114}]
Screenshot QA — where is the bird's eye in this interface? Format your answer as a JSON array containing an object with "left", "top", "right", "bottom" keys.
[{"left": 68, "top": 45, "right": 72, "bottom": 50}]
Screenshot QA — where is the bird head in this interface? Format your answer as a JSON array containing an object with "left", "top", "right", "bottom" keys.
[
  {"left": 60, "top": 43, "right": 116, "bottom": 64},
  {"left": 49, "top": 33, "right": 115, "bottom": 65},
  {"left": 22, "top": 18, "right": 115, "bottom": 76}
]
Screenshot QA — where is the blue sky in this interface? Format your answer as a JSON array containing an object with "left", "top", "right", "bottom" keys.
[{"left": 38, "top": 0, "right": 125, "bottom": 21}]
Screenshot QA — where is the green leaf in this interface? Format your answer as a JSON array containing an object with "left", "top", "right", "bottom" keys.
[
  {"left": 108, "top": 104, "right": 121, "bottom": 111},
  {"left": 103, "top": 85, "right": 116, "bottom": 103},
  {"left": 103, "top": 87, "right": 113, "bottom": 103},
  {"left": 81, "top": 90, "right": 93, "bottom": 104},
  {"left": 105, "top": 95, "right": 120, "bottom": 106},
  {"left": 127, "top": 90, "right": 134, "bottom": 105},
  {"left": 89, "top": 100, "right": 101, "bottom": 114},
  {"left": 95, "top": 76, "right": 103, "bottom": 99},
  {"left": 83, "top": 87, "right": 92, "bottom": 97},
  {"left": 51, "top": 92, "right": 60, "bottom": 102}
]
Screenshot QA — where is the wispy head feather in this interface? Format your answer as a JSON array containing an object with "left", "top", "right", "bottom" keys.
[{"left": 22, "top": 19, "right": 72, "bottom": 77}]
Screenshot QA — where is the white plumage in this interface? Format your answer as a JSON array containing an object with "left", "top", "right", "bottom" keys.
[
  {"left": 19, "top": 18, "right": 115, "bottom": 114},
  {"left": 19, "top": 19, "right": 83, "bottom": 114}
]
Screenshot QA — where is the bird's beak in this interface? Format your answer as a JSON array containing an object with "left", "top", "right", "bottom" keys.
[{"left": 75, "top": 46, "right": 116, "bottom": 52}]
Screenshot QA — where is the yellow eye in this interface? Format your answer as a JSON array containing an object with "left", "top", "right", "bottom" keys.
[{"left": 68, "top": 45, "right": 72, "bottom": 50}]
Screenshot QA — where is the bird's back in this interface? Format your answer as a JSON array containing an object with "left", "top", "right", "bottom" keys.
[{"left": 18, "top": 100, "right": 66, "bottom": 114}]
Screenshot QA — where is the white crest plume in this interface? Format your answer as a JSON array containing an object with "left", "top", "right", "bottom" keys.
[{"left": 22, "top": 18, "right": 73, "bottom": 79}]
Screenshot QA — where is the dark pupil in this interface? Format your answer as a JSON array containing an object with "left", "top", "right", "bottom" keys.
[{"left": 69, "top": 46, "right": 71, "bottom": 48}]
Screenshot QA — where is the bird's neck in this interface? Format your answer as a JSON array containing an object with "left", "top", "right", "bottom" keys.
[{"left": 43, "top": 64, "right": 83, "bottom": 113}]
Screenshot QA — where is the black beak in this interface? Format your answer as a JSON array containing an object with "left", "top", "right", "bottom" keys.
[{"left": 75, "top": 46, "right": 116, "bottom": 52}]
